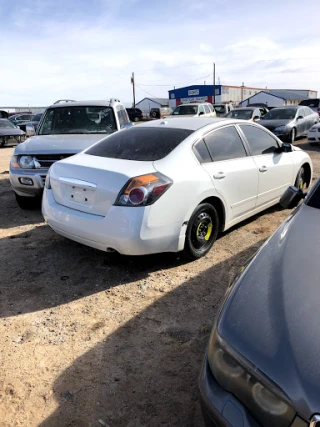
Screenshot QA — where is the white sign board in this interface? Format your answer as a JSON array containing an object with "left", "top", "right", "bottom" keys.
[
  {"left": 188, "top": 89, "right": 200, "bottom": 96},
  {"left": 181, "top": 96, "right": 208, "bottom": 104}
]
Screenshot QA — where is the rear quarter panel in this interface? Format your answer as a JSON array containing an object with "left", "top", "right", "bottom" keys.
[{"left": 148, "top": 146, "right": 223, "bottom": 229}]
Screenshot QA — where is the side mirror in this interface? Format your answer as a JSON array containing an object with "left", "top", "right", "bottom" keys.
[
  {"left": 26, "top": 124, "right": 35, "bottom": 137},
  {"left": 253, "top": 116, "right": 260, "bottom": 122},
  {"left": 297, "top": 116, "right": 303, "bottom": 120},
  {"left": 199, "top": 111, "right": 204, "bottom": 116},
  {"left": 280, "top": 186, "right": 306, "bottom": 209}
]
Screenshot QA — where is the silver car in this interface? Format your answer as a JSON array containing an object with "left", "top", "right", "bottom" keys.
[
  {"left": 260, "top": 105, "right": 319, "bottom": 143},
  {"left": 10, "top": 99, "right": 132, "bottom": 209}
]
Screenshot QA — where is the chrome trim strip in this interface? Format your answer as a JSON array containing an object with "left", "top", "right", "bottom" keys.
[{"left": 58, "top": 177, "right": 97, "bottom": 189}]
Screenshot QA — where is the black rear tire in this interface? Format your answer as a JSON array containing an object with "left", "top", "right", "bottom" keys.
[
  {"left": 15, "top": 193, "right": 41, "bottom": 210},
  {"left": 289, "top": 128, "right": 296, "bottom": 144},
  {"left": 182, "top": 203, "right": 219, "bottom": 260}
]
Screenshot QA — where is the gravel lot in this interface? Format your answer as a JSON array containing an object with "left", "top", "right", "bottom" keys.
[{"left": 1, "top": 139, "right": 319, "bottom": 427}]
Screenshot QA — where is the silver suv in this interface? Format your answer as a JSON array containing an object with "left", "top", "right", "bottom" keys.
[{"left": 10, "top": 99, "right": 131, "bottom": 209}]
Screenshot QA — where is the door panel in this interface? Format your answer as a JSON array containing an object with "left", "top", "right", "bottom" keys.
[
  {"left": 202, "top": 158, "right": 258, "bottom": 221},
  {"left": 252, "top": 153, "right": 293, "bottom": 207},
  {"left": 201, "top": 125, "right": 259, "bottom": 222},
  {"left": 238, "top": 124, "right": 294, "bottom": 208}
]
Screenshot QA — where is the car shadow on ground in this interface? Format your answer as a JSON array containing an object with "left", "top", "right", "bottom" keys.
[
  {"left": 0, "top": 195, "right": 279, "bottom": 319},
  {"left": 0, "top": 223, "right": 192, "bottom": 318},
  {"left": 295, "top": 141, "right": 319, "bottom": 153},
  {"left": 38, "top": 241, "right": 263, "bottom": 427}
]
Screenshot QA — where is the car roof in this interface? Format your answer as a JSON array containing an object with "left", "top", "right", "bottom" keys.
[
  {"left": 271, "top": 105, "right": 300, "bottom": 110},
  {"left": 234, "top": 107, "right": 256, "bottom": 110},
  {"left": 176, "top": 103, "right": 211, "bottom": 106},
  {"left": 47, "top": 100, "right": 121, "bottom": 109},
  {"left": 137, "top": 117, "right": 228, "bottom": 131}
]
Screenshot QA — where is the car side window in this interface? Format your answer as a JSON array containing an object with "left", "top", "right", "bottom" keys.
[
  {"left": 239, "top": 125, "right": 279, "bottom": 156},
  {"left": 204, "top": 105, "right": 210, "bottom": 114},
  {"left": 199, "top": 105, "right": 205, "bottom": 115},
  {"left": 297, "top": 108, "right": 305, "bottom": 118},
  {"left": 117, "top": 108, "right": 129, "bottom": 128},
  {"left": 193, "top": 139, "right": 212, "bottom": 163},
  {"left": 204, "top": 126, "right": 247, "bottom": 162},
  {"left": 208, "top": 104, "right": 213, "bottom": 112},
  {"left": 303, "top": 107, "right": 311, "bottom": 116}
]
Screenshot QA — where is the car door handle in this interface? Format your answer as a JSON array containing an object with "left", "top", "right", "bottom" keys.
[
  {"left": 259, "top": 166, "right": 268, "bottom": 173},
  {"left": 213, "top": 172, "right": 226, "bottom": 179}
]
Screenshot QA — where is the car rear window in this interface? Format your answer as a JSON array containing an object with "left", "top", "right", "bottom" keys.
[
  {"left": 299, "top": 99, "right": 320, "bottom": 108},
  {"left": 86, "top": 127, "right": 194, "bottom": 161}
]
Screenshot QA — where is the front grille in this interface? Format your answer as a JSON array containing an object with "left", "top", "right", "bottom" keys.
[{"left": 35, "top": 153, "right": 74, "bottom": 168}]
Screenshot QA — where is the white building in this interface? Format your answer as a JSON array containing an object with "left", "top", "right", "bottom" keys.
[
  {"left": 135, "top": 98, "right": 169, "bottom": 114},
  {"left": 240, "top": 89, "right": 318, "bottom": 108}
]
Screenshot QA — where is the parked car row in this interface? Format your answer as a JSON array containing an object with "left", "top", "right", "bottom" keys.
[
  {"left": 8, "top": 97, "right": 319, "bottom": 427},
  {"left": 0, "top": 119, "right": 27, "bottom": 147}
]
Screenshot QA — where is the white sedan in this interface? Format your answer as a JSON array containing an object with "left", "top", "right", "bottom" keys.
[
  {"left": 42, "top": 118, "right": 312, "bottom": 260},
  {"left": 308, "top": 123, "right": 320, "bottom": 145}
]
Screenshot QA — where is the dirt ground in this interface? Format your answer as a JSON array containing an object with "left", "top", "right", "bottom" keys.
[{"left": 1, "top": 139, "right": 319, "bottom": 427}]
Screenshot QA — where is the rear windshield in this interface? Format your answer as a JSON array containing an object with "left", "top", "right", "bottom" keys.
[
  {"left": 299, "top": 99, "right": 319, "bottom": 108},
  {"left": 213, "top": 105, "right": 225, "bottom": 113},
  {"left": 86, "top": 127, "right": 194, "bottom": 161},
  {"left": 226, "top": 110, "right": 253, "bottom": 120},
  {"left": 172, "top": 105, "right": 198, "bottom": 115}
]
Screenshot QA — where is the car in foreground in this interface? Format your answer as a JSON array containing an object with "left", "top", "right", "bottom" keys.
[
  {"left": 10, "top": 99, "right": 132, "bottom": 209},
  {"left": 308, "top": 123, "right": 320, "bottom": 146},
  {"left": 171, "top": 103, "right": 216, "bottom": 118},
  {"left": 199, "top": 179, "right": 320, "bottom": 427},
  {"left": 42, "top": 117, "right": 311, "bottom": 259},
  {"left": 126, "top": 107, "right": 143, "bottom": 122},
  {"left": 225, "top": 107, "right": 261, "bottom": 122},
  {"left": 299, "top": 98, "right": 320, "bottom": 116},
  {"left": 0, "top": 119, "right": 26, "bottom": 147},
  {"left": 260, "top": 106, "right": 319, "bottom": 143}
]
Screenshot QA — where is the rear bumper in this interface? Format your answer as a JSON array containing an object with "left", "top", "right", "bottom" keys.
[
  {"left": 199, "top": 355, "right": 260, "bottom": 427},
  {"left": 10, "top": 167, "right": 49, "bottom": 197},
  {"left": 42, "top": 189, "right": 185, "bottom": 255}
]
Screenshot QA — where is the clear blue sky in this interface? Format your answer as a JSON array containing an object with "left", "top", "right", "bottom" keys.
[{"left": 1, "top": 0, "right": 320, "bottom": 105}]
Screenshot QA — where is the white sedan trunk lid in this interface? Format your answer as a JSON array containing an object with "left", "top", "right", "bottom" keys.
[{"left": 49, "top": 153, "right": 156, "bottom": 216}]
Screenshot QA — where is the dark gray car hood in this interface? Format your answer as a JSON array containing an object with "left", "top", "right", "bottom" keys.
[
  {"left": 14, "top": 134, "right": 109, "bottom": 155},
  {"left": 260, "top": 119, "right": 292, "bottom": 130},
  {"left": 219, "top": 203, "right": 320, "bottom": 420},
  {"left": 0, "top": 128, "right": 25, "bottom": 136}
]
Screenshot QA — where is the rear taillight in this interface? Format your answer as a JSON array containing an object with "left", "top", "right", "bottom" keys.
[{"left": 114, "top": 172, "right": 172, "bottom": 207}]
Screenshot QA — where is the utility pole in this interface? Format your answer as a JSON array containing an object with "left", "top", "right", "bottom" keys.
[
  {"left": 131, "top": 72, "right": 136, "bottom": 107},
  {"left": 213, "top": 62, "right": 216, "bottom": 104}
]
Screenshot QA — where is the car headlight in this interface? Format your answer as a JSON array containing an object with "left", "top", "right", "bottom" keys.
[
  {"left": 309, "top": 127, "right": 317, "bottom": 132},
  {"left": 19, "top": 155, "right": 35, "bottom": 169},
  {"left": 207, "top": 330, "right": 295, "bottom": 427},
  {"left": 274, "top": 126, "right": 287, "bottom": 132}
]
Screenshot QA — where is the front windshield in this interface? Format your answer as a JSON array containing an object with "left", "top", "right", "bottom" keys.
[
  {"left": 38, "top": 106, "right": 117, "bottom": 135},
  {"left": 0, "top": 120, "right": 15, "bottom": 129},
  {"left": 172, "top": 105, "right": 198, "bottom": 115},
  {"left": 226, "top": 110, "right": 253, "bottom": 120},
  {"left": 263, "top": 109, "right": 296, "bottom": 120}
]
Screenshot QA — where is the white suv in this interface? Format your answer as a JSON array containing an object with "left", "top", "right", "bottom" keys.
[
  {"left": 10, "top": 98, "right": 132, "bottom": 209},
  {"left": 170, "top": 103, "right": 216, "bottom": 118}
]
